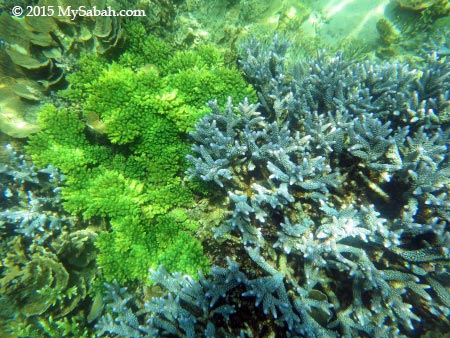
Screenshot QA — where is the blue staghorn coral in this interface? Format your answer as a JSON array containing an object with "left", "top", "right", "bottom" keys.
[
  {"left": 96, "top": 260, "right": 243, "bottom": 337},
  {"left": 97, "top": 257, "right": 330, "bottom": 337},
  {"left": 0, "top": 144, "right": 72, "bottom": 243},
  {"left": 92, "top": 37, "right": 449, "bottom": 337},
  {"left": 184, "top": 37, "right": 450, "bottom": 336}
]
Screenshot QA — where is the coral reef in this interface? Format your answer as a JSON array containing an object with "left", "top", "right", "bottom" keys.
[
  {"left": 1, "top": 237, "right": 87, "bottom": 318},
  {"left": 0, "top": 143, "right": 70, "bottom": 242},
  {"left": 25, "top": 23, "right": 255, "bottom": 283},
  {"left": 95, "top": 280, "right": 149, "bottom": 337},
  {"left": 395, "top": 0, "right": 450, "bottom": 26},
  {"left": 96, "top": 258, "right": 292, "bottom": 337},
  {"left": 0, "top": 0, "right": 124, "bottom": 138},
  {"left": 114, "top": 0, "right": 181, "bottom": 37},
  {"left": 0, "top": 144, "right": 97, "bottom": 337},
  {"left": 0, "top": 0, "right": 123, "bottom": 86},
  {"left": 423, "top": 27, "right": 450, "bottom": 57},
  {"left": 184, "top": 37, "right": 450, "bottom": 336},
  {"left": 2, "top": 2, "right": 449, "bottom": 336}
]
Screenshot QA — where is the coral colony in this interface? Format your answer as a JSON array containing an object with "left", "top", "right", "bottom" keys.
[
  {"left": 1, "top": 11, "right": 449, "bottom": 336},
  {"left": 95, "top": 37, "right": 449, "bottom": 337},
  {"left": 0, "top": 144, "right": 71, "bottom": 244}
]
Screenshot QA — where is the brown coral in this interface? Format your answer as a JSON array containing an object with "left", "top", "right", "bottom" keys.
[
  {"left": 0, "top": 229, "right": 97, "bottom": 319},
  {"left": 396, "top": 0, "right": 440, "bottom": 10},
  {"left": 0, "top": 0, "right": 124, "bottom": 138}
]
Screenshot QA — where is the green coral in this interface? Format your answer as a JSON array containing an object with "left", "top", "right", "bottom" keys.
[
  {"left": 27, "top": 105, "right": 92, "bottom": 172},
  {"left": 96, "top": 209, "right": 209, "bottom": 283},
  {"left": 153, "top": 210, "right": 210, "bottom": 277},
  {"left": 165, "top": 45, "right": 224, "bottom": 71},
  {"left": 164, "top": 48, "right": 257, "bottom": 133},
  {"left": 63, "top": 169, "right": 146, "bottom": 219},
  {"left": 118, "top": 21, "right": 172, "bottom": 71},
  {"left": 26, "top": 22, "right": 253, "bottom": 283},
  {"left": 157, "top": 232, "right": 210, "bottom": 276},
  {"left": 95, "top": 215, "right": 157, "bottom": 282},
  {"left": 60, "top": 55, "right": 108, "bottom": 103}
]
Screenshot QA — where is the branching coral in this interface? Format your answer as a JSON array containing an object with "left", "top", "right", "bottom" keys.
[
  {"left": 96, "top": 258, "right": 291, "bottom": 337},
  {"left": 25, "top": 23, "right": 256, "bottom": 283},
  {"left": 0, "top": 144, "right": 71, "bottom": 243},
  {"left": 184, "top": 37, "right": 450, "bottom": 336},
  {"left": 0, "top": 144, "right": 98, "bottom": 337},
  {"left": 5, "top": 11, "right": 447, "bottom": 336}
]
